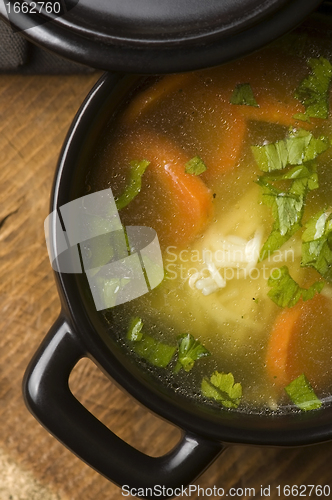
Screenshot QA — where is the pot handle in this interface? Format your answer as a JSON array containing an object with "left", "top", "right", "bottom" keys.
[{"left": 23, "top": 316, "right": 223, "bottom": 497}]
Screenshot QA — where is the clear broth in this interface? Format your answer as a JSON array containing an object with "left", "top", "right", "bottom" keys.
[{"left": 87, "top": 32, "right": 332, "bottom": 413}]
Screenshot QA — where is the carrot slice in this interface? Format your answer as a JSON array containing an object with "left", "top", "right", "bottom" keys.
[
  {"left": 112, "top": 130, "right": 214, "bottom": 248},
  {"left": 187, "top": 103, "right": 247, "bottom": 180},
  {"left": 121, "top": 70, "right": 247, "bottom": 179},
  {"left": 287, "top": 293, "right": 332, "bottom": 389},
  {"left": 265, "top": 301, "right": 304, "bottom": 389},
  {"left": 121, "top": 73, "right": 195, "bottom": 125},
  {"left": 265, "top": 293, "right": 331, "bottom": 390},
  {"left": 238, "top": 97, "right": 312, "bottom": 129}
]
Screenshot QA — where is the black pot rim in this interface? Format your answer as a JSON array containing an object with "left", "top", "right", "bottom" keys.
[{"left": 49, "top": 68, "right": 332, "bottom": 448}]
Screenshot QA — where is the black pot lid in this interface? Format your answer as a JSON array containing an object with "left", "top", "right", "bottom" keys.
[{"left": 0, "top": 0, "right": 325, "bottom": 72}]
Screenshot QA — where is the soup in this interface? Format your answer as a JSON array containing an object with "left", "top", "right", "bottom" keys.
[{"left": 85, "top": 31, "right": 332, "bottom": 414}]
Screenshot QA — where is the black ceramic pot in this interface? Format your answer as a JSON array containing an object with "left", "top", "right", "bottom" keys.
[
  {"left": 23, "top": 56, "right": 332, "bottom": 497},
  {"left": 0, "top": 0, "right": 328, "bottom": 72}
]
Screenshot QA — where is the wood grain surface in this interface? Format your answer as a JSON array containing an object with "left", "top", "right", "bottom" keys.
[{"left": 1, "top": 73, "right": 332, "bottom": 500}]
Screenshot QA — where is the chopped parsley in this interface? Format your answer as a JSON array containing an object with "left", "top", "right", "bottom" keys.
[
  {"left": 126, "top": 319, "right": 211, "bottom": 373},
  {"left": 301, "top": 209, "right": 332, "bottom": 283},
  {"left": 294, "top": 57, "right": 332, "bottom": 120},
  {"left": 201, "top": 371, "right": 242, "bottom": 409},
  {"left": 127, "top": 319, "right": 211, "bottom": 370},
  {"left": 285, "top": 374, "right": 322, "bottom": 411},
  {"left": 127, "top": 317, "right": 144, "bottom": 341},
  {"left": 259, "top": 226, "right": 300, "bottom": 263},
  {"left": 257, "top": 178, "right": 303, "bottom": 236},
  {"left": 257, "top": 162, "right": 319, "bottom": 260},
  {"left": 185, "top": 156, "right": 207, "bottom": 175},
  {"left": 230, "top": 83, "right": 259, "bottom": 107},
  {"left": 132, "top": 335, "right": 177, "bottom": 368},
  {"left": 126, "top": 317, "right": 176, "bottom": 368},
  {"left": 174, "top": 333, "right": 210, "bottom": 373},
  {"left": 252, "top": 129, "right": 329, "bottom": 173},
  {"left": 115, "top": 159, "right": 150, "bottom": 210},
  {"left": 267, "top": 265, "right": 324, "bottom": 308},
  {"left": 253, "top": 129, "right": 329, "bottom": 259}
]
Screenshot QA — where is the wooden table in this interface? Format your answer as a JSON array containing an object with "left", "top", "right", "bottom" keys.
[{"left": 1, "top": 73, "right": 332, "bottom": 500}]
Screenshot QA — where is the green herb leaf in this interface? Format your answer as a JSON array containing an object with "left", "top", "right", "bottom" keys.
[
  {"left": 257, "top": 161, "right": 319, "bottom": 259},
  {"left": 185, "top": 156, "right": 207, "bottom": 175},
  {"left": 230, "top": 83, "right": 259, "bottom": 107},
  {"left": 127, "top": 317, "right": 144, "bottom": 341},
  {"left": 258, "top": 163, "right": 318, "bottom": 183},
  {"left": 259, "top": 225, "right": 300, "bottom": 262},
  {"left": 132, "top": 334, "right": 177, "bottom": 368},
  {"left": 301, "top": 209, "right": 332, "bottom": 283},
  {"left": 252, "top": 129, "right": 329, "bottom": 172},
  {"left": 252, "top": 137, "right": 288, "bottom": 173},
  {"left": 294, "top": 57, "right": 332, "bottom": 120},
  {"left": 201, "top": 371, "right": 242, "bottom": 409},
  {"left": 292, "top": 112, "right": 311, "bottom": 123},
  {"left": 257, "top": 178, "right": 303, "bottom": 237},
  {"left": 285, "top": 374, "right": 322, "bottom": 411},
  {"left": 126, "top": 317, "right": 176, "bottom": 368},
  {"left": 115, "top": 159, "right": 150, "bottom": 210},
  {"left": 174, "top": 334, "right": 210, "bottom": 373},
  {"left": 267, "top": 265, "right": 324, "bottom": 308}
]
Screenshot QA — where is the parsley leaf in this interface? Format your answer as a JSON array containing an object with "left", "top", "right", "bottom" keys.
[
  {"left": 253, "top": 129, "right": 329, "bottom": 259},
  {"left": 258, "top": 163, "right": 318, "bottom": 184},
  {"left": 259, "top": 225, "right": 301, "bottom": 262},
  {"left": 201, "top": 371, "right": 242, "bottom": 409},
  {"left": 127, "top": 317, "right": 144, "bottom": 341},
  {"left": 126, "top": 317, "right": 176, "bottom": 368},
  {"left": 116, "top": 159, "right": 150, "bottom": 210},
  {"left": 257, "top": 162, "right": 319, "bottom": 259},
  {"left": 185, "top": 156, "right": 207, "bottom": 175},
  {"left": 301, "top": 209, "right": 332, "bottom": 283},
  {"left": 285, "top": 374, "right": 322, "bottom": 411},
  {"left": 294, "top": 57, "right": 332, "bottom": 120},
  {"left": 267, "top": 265, "right": 324, "bottom": 308},
  {"left": 252, "top": 129, "right": 329, "bottom": 172},
  {"left": 132, "top": 335, "right": 177, "bottom": 368},
  {"left": 174, "top": 334, "right": 210, "bottom": 373},
  {"left": 230, "top": 83, "right": 259, "bottom": 107}
]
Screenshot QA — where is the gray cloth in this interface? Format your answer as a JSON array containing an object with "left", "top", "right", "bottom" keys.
[
  {"left": 0, "top": 19, "right": 94, "bottom": 74},
  {"left": 0, "top": 19, "right": 27, "bottom": 69}
]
